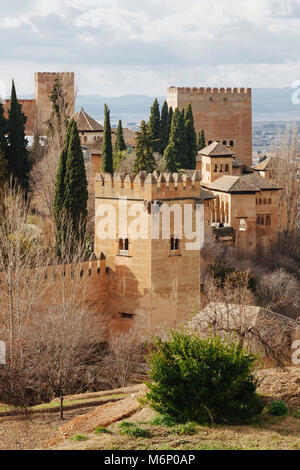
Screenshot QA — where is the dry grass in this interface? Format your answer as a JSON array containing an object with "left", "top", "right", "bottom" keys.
[{"left": 53, "top": 406, "right": 300, "bottom": 451}]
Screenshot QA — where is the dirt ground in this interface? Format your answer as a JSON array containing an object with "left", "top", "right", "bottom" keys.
[{"left": 0, "top": 367, "right": 299, "bottom": 450}]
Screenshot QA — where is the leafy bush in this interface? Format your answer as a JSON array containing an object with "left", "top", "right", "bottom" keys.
[
  {"left": 173, "top": 422, "right": 198, "bottom": 435},
  {"left": 268, "top": 400, "right": 288, "bottom": 416},
  {"left": 118, "top": 421, "right": 152, "bottom": 438},
  {"left": 146, "top": 330, "right": 263, "bottom": 424},
  {"left": 150, "top": 413, "right": 178, "bottom": 427}
]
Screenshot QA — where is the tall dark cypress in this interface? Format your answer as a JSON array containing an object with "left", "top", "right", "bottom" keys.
[
  {"left": 159, "top": 101, "right": 169, "bottom": 154},
  {"left": 114, "top": 119, "right": 126, "bottom": 153},
  {"left": 101, "top": 104, "right": 113, "bottom": 174},
  {"left": 184, "top": 103, "right": 197, "bottom": 169},
  {"left": 54, "top": 119, "right": 73, "bottom": 248},
  {"left": 7, "top": 80, "right": 29, "bottom": 191},
  {"left": 64, "top": 120, "right": 88, "bottom": 240},
  {"left": 197, "top": 129, "right": 206, "bottom": 150},
  {"left": 133, "top": 120, "right": 156, "bottom": 173},
  {"left": 148, "top": 98, "right": 161, "bottom": 153},
  {"left": 163, "top": 108, "right": 188, "bottom": 171},
  {"left": 167, "top": 107, "right": 173, "bottom": 145}
]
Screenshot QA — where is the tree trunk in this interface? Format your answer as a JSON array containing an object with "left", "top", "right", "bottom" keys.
[{"left": 60, "top": 392, "right": 64, "bottom": 420}]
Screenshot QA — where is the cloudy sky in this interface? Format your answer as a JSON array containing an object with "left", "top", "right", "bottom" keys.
[{"left": 1, "top": 0, "right": 300, "bottom": 97}]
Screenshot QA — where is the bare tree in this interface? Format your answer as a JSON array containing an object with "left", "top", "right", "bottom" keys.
[
  {"left": 102, "top": 330, "right": 144, "bottom": 389},
  {"left": 270, "top": 123, "right": 300, "bottom": 232},
  {"left": 191, "top": 274, "right": 299, "bottom": 367},
  {"left": 256, "top": 268, "right": 300, "bottom": 318}
]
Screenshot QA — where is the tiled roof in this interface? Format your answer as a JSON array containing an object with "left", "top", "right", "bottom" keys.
[
  {"left": 199, "top": 141, "right": 235, "bottom": 157},
  {"left": 232, "top": 157, "right": 246, "bottom": 168},
  {"left": 71, "top": 108, "right": 103, "bottom": 132},
  {"left": 253, "top": 157, "right": 272, "bottom": 171},
  {"left": 202, "top": 173, "right": 281, "bottom": 193},
  {"left": 200, "top": 188, "right": 215, "bottom": 200}
]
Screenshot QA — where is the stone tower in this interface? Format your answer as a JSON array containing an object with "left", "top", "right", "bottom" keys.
[
  {"left": 167, "top": 86, "right": 252, "bottom": 167},
  {"left": 94, "top": 171, "right": 212, "bottom": 338},
  {"left": 34, "top": 72, "right": 75, "bottom": 134}
]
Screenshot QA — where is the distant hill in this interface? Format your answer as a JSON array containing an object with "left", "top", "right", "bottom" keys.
[{"left": 19, "top": 88, "right": 300, "bottom": 126}]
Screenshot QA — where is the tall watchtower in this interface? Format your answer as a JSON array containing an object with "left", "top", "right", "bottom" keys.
[
  {"left": 34, "top": 72, "right": 75, "bottom": 134},
  {"left": 94, "top": 171, "right": 212, "bottom": 338},
  {"left": 167, "top": 86, "right": 252, "bottom": 167}
]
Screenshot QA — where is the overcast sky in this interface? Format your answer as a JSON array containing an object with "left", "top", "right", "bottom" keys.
[{"left": 1, "top": 0, "right": 300, "bottom": 97}]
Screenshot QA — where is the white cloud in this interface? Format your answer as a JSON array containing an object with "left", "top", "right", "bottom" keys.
[{"left": 1, "top": 0, "right": 300, "bottom": 96}]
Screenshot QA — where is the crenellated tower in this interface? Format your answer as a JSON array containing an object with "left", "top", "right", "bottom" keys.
[
  {"left": 167, "top": 86, "right": 252, "bottom": 167},
  {"left": 94, "top": 171, "right": 213, "bottom": 338}
]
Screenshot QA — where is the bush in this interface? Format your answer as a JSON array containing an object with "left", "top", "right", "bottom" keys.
[
  {"left": 173, "top": 422, "right": 198, "bottom": 435},
  {"left": 118, "top": 421, "right": 152, "bottom": 438},
  {"left": 145, "top": 330, "right": 263, "bottom": 424},
  {"left": 268, "top": 400, "right": 288, "bottom": 416},
  {"left": 150, "top": 413, "right": 178, "bottom": 427}
]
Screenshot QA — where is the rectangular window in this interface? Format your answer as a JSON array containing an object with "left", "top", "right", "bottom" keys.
[
  {"left": 120, "top": 313, "right": 134, "bottom": 319},
  {"left": 225, "top": 164, "right": 229, "bottom": 172},
  {"left": 214, "top": 164, "right": 218, "bottom": 172},
  {"left": 170, "top": 237, "right": 180, "bottom": 253},
  {"left": 118, "top": 237, "right": 129, "bottom": 255},
  {"left": 266, "top": 215, "right": 271, "bottom": 226}
]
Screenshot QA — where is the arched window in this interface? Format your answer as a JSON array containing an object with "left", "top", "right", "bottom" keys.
[
  {"left": 263, "top": 199, "right": 267, "bottom": 205},
  {"left": 222, "top": 140, "right": 227, "bottom": 145},
  {"left": 266, "top": 215, "right": 271, "bottom": 226},
  {"left": 208, "top": 140, "right": 212, "bottom": 145},
  {"left": 229, "top": 140, "right": 234, "bottom": 147},
  {"left": 225, "top": 164, "right": 229, "bottom": 172},
  {"left": 259, "top": 199, "right": 262, "bottom": 205},
  {"left": 268, "top": 198, "right": 272, "bottom": 204}
]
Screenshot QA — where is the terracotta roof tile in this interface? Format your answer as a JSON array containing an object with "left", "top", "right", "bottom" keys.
[{"left": 71, "top": 108, "right": 103, "bottom": 132}]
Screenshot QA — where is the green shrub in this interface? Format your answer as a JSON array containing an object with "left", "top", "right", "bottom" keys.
[
  {"left": 118, "top": 421, "right": 152, "bottom": 438},
  {"left": 69, "top": 434, "right": 89, "bottom": 442},
  {"left": 268, "top": 400, "right": 288, "bottom": 416},
  {"left": 94, "top": 426, "right": 111, "bottom": 435},
  {"left": 173, "top": 422, "right": 198, "bottom": 435},
  {"left": 150, "top": 413, "right": 178, "bottom": 427},
  {"left": 145, "top": 330, "right": 263, "bottom": 424}
]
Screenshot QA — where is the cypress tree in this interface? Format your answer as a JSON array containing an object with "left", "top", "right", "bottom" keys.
[
  {"left": 114, "top": 119, "right": 126, "bottom": 153},
  {"left": 197, "top": 129, "right": 205, "bottom": 150},
  {"left": 133, "top": 120, "right": 156, "bottom": 173},
  {"left": 54, "top": 119, "right": 73, "bottom": 248},
  {"left": 159, "top": 101, "right": 169, "bottom": 155},
  {"left": 64, "top": 120, "right": 88, "bottom": 240},
  {"left": 163, "top": 108, "right": 188, "bottom": 171},
  {"left": 162, "top": 143, "right": 180, "bottom": 173},
  {"left": 184, "top": 103, "right": 197, "bottom": 169},
  {"left": 148, "top": 98, "right": 161, "bottom": 153},
  {"left": 101, "top": 104, "right": 113, "bottom": 174},
  {"left": 7, "top": 80, "right": 29, "bottom": 191},
  {"left": 168, "top": 106, "right": 173, "bottom": 136}
]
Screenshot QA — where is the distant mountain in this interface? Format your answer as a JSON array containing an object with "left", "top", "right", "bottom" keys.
[{"left": 19, "top": 88, "right": 300, "bottom": 126}]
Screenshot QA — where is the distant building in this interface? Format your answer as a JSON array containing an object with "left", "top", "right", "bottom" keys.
[{"left": 71, "top": 107, "right": 103, "bottom": 147}]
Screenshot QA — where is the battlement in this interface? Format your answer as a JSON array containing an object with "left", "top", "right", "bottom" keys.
[
  {"left": 34, "top": 72, "right": 75, "bottom": 77},
  {"left": 167, "top": 86, "right": 251, "bottom": 97},
  {"left": 95, "top": 171, "right": 203, "bottom": 200},
  {"left": 42, "top": 256, "right": 107, "bottom": 282}
]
